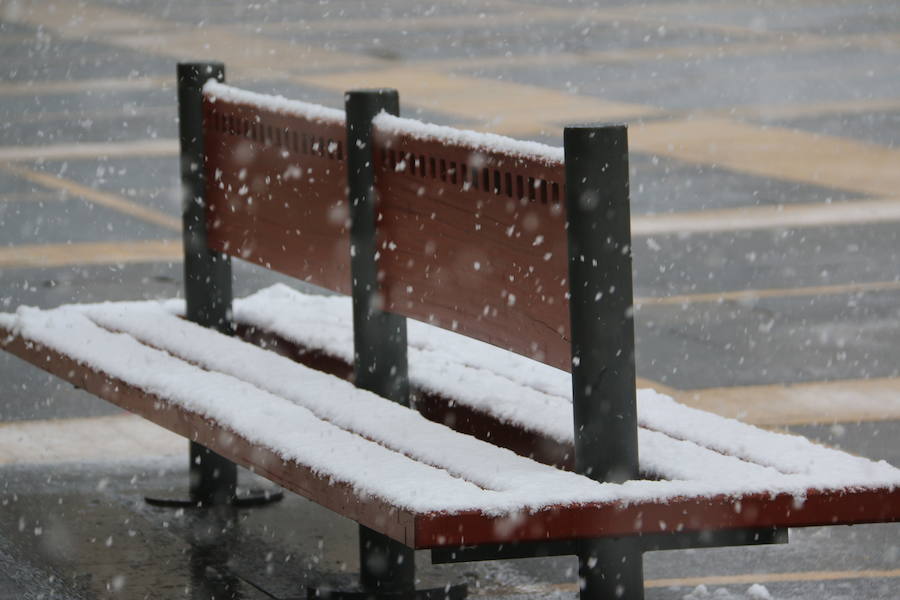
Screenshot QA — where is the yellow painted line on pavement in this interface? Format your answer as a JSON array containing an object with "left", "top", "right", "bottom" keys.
[
  {"left": 0, "top": 76, "right": 171, "bottom": 97},
  {"left": 0, "top": 163, "right": 180, "bottom": 231},
  {"left": 629, "top": 117, "right": 900, "bottom": 198},
  {"left": 0, "top": 414, "right": 183, "bottom": 465},
  {"left": 418, "top": 35, "right": 845, "bottom": 73},
  {"left": 636, "top": 280, "right": 900, "bottom": 307},
  {"left": 0, "top": 139, "right": 178, "bottom": 162},
  {"left": 647, "top": 568, "right": 900, "bottom": 589},
  {"left": 636, "top": 377, "right": 678, "bottom": 397},
  {"left": 5, "top": 0, "right": 378, "bottom": 77},
  {"left": 244, "top": 9, "right": 559, "bottom": 35},
  {"left": 0, "top": 191, "right": 64, "bottom": 203},
  {"left": 479, "top": 568, "right": 900, "bottom": 596},
  {"left": 0, "top": 240, "right": 181, "bottom": 269},
  {"left": 843, "top": 30, "right": 900, "bottom": 52},
  {"left": 104, "top": 26, "right": 380, "bottom": 77},
  {"left": 674, "top": 378, "right": 900, "bottom": 426},
  {"left": 413, "top": 27, "right": 900, "bottom": 83},
  {"left": 244, "top": 3, "right": 898, "bottom": 75},
  {"left": 726, "top": 97, "right": 900, "bottom": 121},
  {"left": 7, "top": 105, "right": 171, "bottom": 126},
  {"left": 632, "top": 197, "right": 900, "bottom": 236},
  {"left": 251, "top": 0, "right": 776, "bottom": 42},
  {"left": 245, "top": 1, "right": 722, "bottom": 34},
  {"left": 5, "top": 0, "right": 172, "bottom": 36}
]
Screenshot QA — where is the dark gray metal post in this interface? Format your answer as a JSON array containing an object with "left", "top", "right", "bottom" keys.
[
  {"left": 178, "top": 61, "right": 233, "bottom": 333},
  {"left": 357, "top": 524, "right": 415, "bottom": 595},
  {"left": 177, "top": 61, "right": 237, "bottom": 507},
  {"left": 345, "top": 89, "right": 414, "bottom": 594},
  {"left": 564, "top": 124, "right": 643, "bottom": 600},
  {"left": 345, "top": 89, "right": 409, "bottom": 405}
]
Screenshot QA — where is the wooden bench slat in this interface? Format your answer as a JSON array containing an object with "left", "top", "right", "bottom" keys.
[
  {"left": 207, "top": 218, "right": 352, "bottom": 294},
  {"left": 414, "top": 485, "right": 900, "bottom": 548}
]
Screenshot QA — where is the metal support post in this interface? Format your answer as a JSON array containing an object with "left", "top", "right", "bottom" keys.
[
  {"left": 178, "top": 61, "right": 238, "bottom": 507},
  {"left": 564, "top": 124, "right": 644, "bottom": 600},
  {"left": 345, "top": 89, "right": 416, "bottom": 596},
  {"left": 358, "top": 524, "right": 415, "bottom": 596},
  {"left": 178, "top": 63, "right": 233, "bottom": 332},
  {"left": 346, "top": 89, "right": 410, "bottom": 406},
  {"left": 146, "top": 61, "right": 281, "bottom": 508}
]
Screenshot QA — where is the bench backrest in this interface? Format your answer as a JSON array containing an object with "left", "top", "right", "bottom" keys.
[
  {"left": 182, "top": 63, "right": 637, "bottom": 486},
  {"left": 201, "top": 85, "right": 575, "bottom": 371}
]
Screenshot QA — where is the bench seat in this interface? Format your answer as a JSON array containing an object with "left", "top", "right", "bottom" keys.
[{"left": 2, "top": 288, "right": 899, "bottom": 550}]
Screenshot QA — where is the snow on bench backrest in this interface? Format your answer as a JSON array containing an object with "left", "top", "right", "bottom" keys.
[
  {"left": 201, "top": 82, "right": 351, "bottom": 294},
  {"left": 201, "top": 82, "right": 577, "bottom": 371}
]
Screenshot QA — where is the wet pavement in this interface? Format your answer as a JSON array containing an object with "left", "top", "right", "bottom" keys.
[
  {"left": 1, "top": 428, "right": 897, "bottom": 600},
  {"left": 1, "top": 0, "right": 899, "bottom": 598}
]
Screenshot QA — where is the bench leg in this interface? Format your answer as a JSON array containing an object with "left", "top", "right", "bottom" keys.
[
  {"left": 189, "top": 441, "right": 237, "bottom": 506},
  {"left": 145, "top": 441, "right": 283, "bottom": 508},
  {"left": 578, "top": 538, "right": 644, "bottom": 600},
  {"left": 306, "top": 525, "right": 467, "bottom": 599},
  {"left": 359, "top": 525, "right": 415, "bottom": 594}
]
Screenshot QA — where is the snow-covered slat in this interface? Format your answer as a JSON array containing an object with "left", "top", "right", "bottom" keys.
[
  {"left": 230, "top": 284, "right": 895, "bottom": 483},
  {"left": 204, "top": 81, "right": 344, "bottom": 125},
  {"left": 373, "top": 113, "right": 563, "bottom": 166},
  {"left": 0, "top": 307, "right": 487, "bottom": 513},
  {"left": 83, "top": 303, "right": 783, "bottom": 489},
  {"left": 226, "top": 287, "right": 792, "bottom": 484},
  {"left": 82, "top": 304, "right": 608, "bottom": 498}
]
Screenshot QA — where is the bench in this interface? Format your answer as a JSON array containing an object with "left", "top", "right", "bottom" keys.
[{"left": 2, "top": 61, "right": 899, "bottom": 600}]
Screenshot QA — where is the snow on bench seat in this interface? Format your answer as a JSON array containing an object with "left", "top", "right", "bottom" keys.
[
  {"left": 228, "top": 285, "right": 900, "bottom": 482},
  {"left": 2, "top": 295, "right": 899, "bottom": 549}
]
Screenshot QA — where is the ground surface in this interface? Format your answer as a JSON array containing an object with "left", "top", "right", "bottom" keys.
[{"left": 0, "top": 0, "right": 898, "bottom": 598}]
